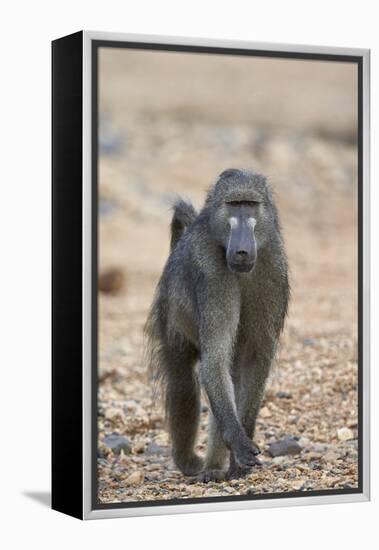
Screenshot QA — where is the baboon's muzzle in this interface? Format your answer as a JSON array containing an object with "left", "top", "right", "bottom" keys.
[{"left": 226, "top": 220, "right": 257, "bottom": 273}]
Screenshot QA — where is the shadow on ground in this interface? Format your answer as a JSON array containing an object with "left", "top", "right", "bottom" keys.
[{"left": 23, "top": 491, "right": 51, "bottom": 508}]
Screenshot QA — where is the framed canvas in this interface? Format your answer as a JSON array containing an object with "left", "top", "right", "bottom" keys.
[{"left": 52, "top": 31, "right": 370, "bottom": 520}]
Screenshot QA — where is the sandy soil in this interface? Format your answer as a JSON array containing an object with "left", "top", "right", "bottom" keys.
[{"left": 96, "top": 49, "right": 358, "bottom": 504}]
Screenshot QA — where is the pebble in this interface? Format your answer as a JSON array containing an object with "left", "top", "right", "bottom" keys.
[
  {"left": 298, "top": 436, "right": 311, "bottom": 448},
  {"left": 289, "top": 479, "right": 305, "bottom": 491},
  {"left": 99, "top": 268, "right": 125, "bottom": 294},
  {"left": 103, "top": 433, "right": 132, "bottom": 455},
  {"left": 303, "top": 338, "right": 316, "bottom": 346},
  {"left": 105, "top": 407, "right": 125, "bottom": 423},
  {"left": 276, "top": 391, "right": 293, "bottom": 399},
  {"left": 222, "top": 486, "right": 235, "bottom": 494},
  {"left": 272, "top": 456, "right": 287, "bottom": 465},
  {"left": 124, "top": 400, "right": 139, "bottom": 410},
  {"left": 99, "top": 119, "right": 124, "bottom": 155},
  {"left": 337, "top": 427, "right": 354, "bottom": 441},
  {"left": 313, "top": 443, "right": 327, "bottom": 452},
  {"left": 124, "top": 471, "right": 144, "bottom": 486},
  {"left": 99, "top": 198, "right": 117, "bottom": 217},
  {"left": 268, "top": 437, "right": 302, "bottom": 457},
  {"left": 323, "top": 450, "right": 339, "bottom": 463},
  {"left": 133, "top": 440, "right": 146, "bottom": 454},
  {"left": 260, "top": 406, "right": 272, "bottom": 418},
  {"left": 145, "top": 441, "right": 169, "bottom": 456},
  {"left": 155, "top": 432, "right": 169, "bottom": 445}
]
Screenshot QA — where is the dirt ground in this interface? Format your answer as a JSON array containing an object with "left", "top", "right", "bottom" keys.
[{"left": 96, "top": 49, "right": 359, "bottom": 504}]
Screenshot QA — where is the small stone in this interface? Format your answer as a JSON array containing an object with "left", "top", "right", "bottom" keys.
[
  {"left": 323, "top": 450, "right": 339, "bottom": 463},
  {"left": 188, "top": 486, "right": 204, "bottom": 497},
  {"left": 276, "top": 391, "right": 292, "bottom": 399},
  {"left": 99, "top": 267, "right": 125, "bottom": 294},
  {"left": 124, "top": 400, "right": 138, "bottom": 411},
  {"left": 313, "top": 443, "right": 327, "bottom": 452},
  {"left": 268, "top": 437, "right": 302, "bottom": 457},
  {"left": 272, "top": 456, "right": 287, "bottom": 465},
  {"left": 306, "top": 452, "right": 322, "bottom": 461},
  {"left": 337, "top": 427, "right": 354, "bottom": 441},
  {"left": 298, "top": 436, "right": 311, "bottom": 448},
  {"left": 260, "top": 406, "right": 271, "bottom": 418},
  {"left": 103, "top": 433, "right": 131, "bottom": 455},
  {"left": 204, "top": 489, "right": 221, "bottom": 497},
  {"left": 149, "top": 413, "right": 163, "bottom": 427},
  {"left": 290, "top": 479, "right": 305, "bottom": 491},
  {"left": 135, "top": 406, "right": 148, "bottom": 418},
  {"left": 99, "top": 119, "right": 124, "bottom": 155},
  {"left": 303, "top": 338, "right": 316, "bottom": 346},
  {"left": 133, "top": 440, "right": 146, "bottom": 454},
  {"left": 297, "top": 463, "right": 311, "bottom": 472},
  {"left": 99, "top": 198, "right": 117, "bottom": 217},
  {"left": 124, "top": 471, "right": 144, "bottom": 486},
  {"left": 155, "top": 432, "right": 169, "bottom": 445},
  {"left": 145, "top": 441, "right": 169, "bottom": 456},
  {"left": 105, "top": 407, "right": 125, "bottom": 423}
]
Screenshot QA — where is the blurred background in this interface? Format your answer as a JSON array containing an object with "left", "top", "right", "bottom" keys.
[{"left": 97, "top": 47, "right": 358, "bottom": 504}]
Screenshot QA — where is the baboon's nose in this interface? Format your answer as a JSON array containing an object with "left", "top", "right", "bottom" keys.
[{"left": 236, "top": 249, "right": 248, "bottom": 257}]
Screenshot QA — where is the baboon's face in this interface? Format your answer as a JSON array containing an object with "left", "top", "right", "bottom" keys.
[
  {"left": 224, "top": 201, "right": 259, "bottom": 273},
  {"left": 208, "top": 170, "right": 272, "bottom": 273}
]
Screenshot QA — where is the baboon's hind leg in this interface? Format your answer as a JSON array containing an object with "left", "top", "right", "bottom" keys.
[{"left": 164, "top": 341, "right": 204, "bottom": 476}]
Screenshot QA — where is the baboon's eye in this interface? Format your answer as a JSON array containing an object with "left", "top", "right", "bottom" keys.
[{"left": 227, "top": 200, "right": 259, "bottom": 207}]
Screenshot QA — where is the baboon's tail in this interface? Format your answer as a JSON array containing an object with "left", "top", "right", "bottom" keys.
[{"left": 170, "top": 198, "right": 197, "bottom": 251}]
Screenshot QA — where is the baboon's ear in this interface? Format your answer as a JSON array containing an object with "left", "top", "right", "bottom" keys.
[{"left": 218, "top": 168, "right": 242, "bottom": 179}]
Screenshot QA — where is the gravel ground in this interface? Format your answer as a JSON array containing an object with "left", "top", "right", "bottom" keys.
[
  {"left": 96, "top": 51, "right": 358, "bottom": 504},
  {"left": 97, "top": 297, "right": 358, "bottom": 503}
]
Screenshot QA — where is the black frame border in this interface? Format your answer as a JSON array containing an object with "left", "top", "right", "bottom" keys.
[
  {"left": 52, "top": 30, "right": 84, "bottom": 519},
  {"left": 90, "top": 40, "right": 364, "bottom": 512}
]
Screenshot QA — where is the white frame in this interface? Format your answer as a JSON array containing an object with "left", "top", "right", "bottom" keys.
[{"left": 82, "top": 31, "right": 370, "bottom": 520}]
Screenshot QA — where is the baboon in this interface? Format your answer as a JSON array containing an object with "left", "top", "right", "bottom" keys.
[{"left": 145, "top": 169, "right": 289, "bottom": 481}]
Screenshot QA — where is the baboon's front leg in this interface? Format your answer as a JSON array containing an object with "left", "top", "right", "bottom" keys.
[
  {"left": 200, "top": 348, "right": 260, "bottom": 476},
  {"left": 197, "top": 287, "right": 260, "bottom": 480},
  {"left": 227, "top": 352, "right": 272, "bottom": 479},
  {"left": 197, "top": 411, "right": 229, "bottom": 482}
]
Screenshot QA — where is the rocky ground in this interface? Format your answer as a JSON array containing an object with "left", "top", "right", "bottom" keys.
[
  {"left": 96, "top": 51, "right": 358, "bottom": 504},
  {"left": 97, "top": 305, "right": 358, "bottom": 503}
]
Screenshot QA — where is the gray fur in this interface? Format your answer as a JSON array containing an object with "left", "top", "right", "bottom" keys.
[
  {"left": 145, "top": 168, "right": 290, "bottom": 481},
  {"left": 170, "top": 198, "right": 197, "bottom": 251}
]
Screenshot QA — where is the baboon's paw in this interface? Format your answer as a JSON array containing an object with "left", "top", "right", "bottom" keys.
[
  {"left": 227, "top": 458, "right": 262, "bottom": 481},
  {"left": 196, "top": 469, "right": 226, "bottom": 483},
  {"left": 179, "top": 455, "right": 204, "bottom": 476},
  {"left": 234, "top": 438, "right": 261, "bottom": 469}
]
